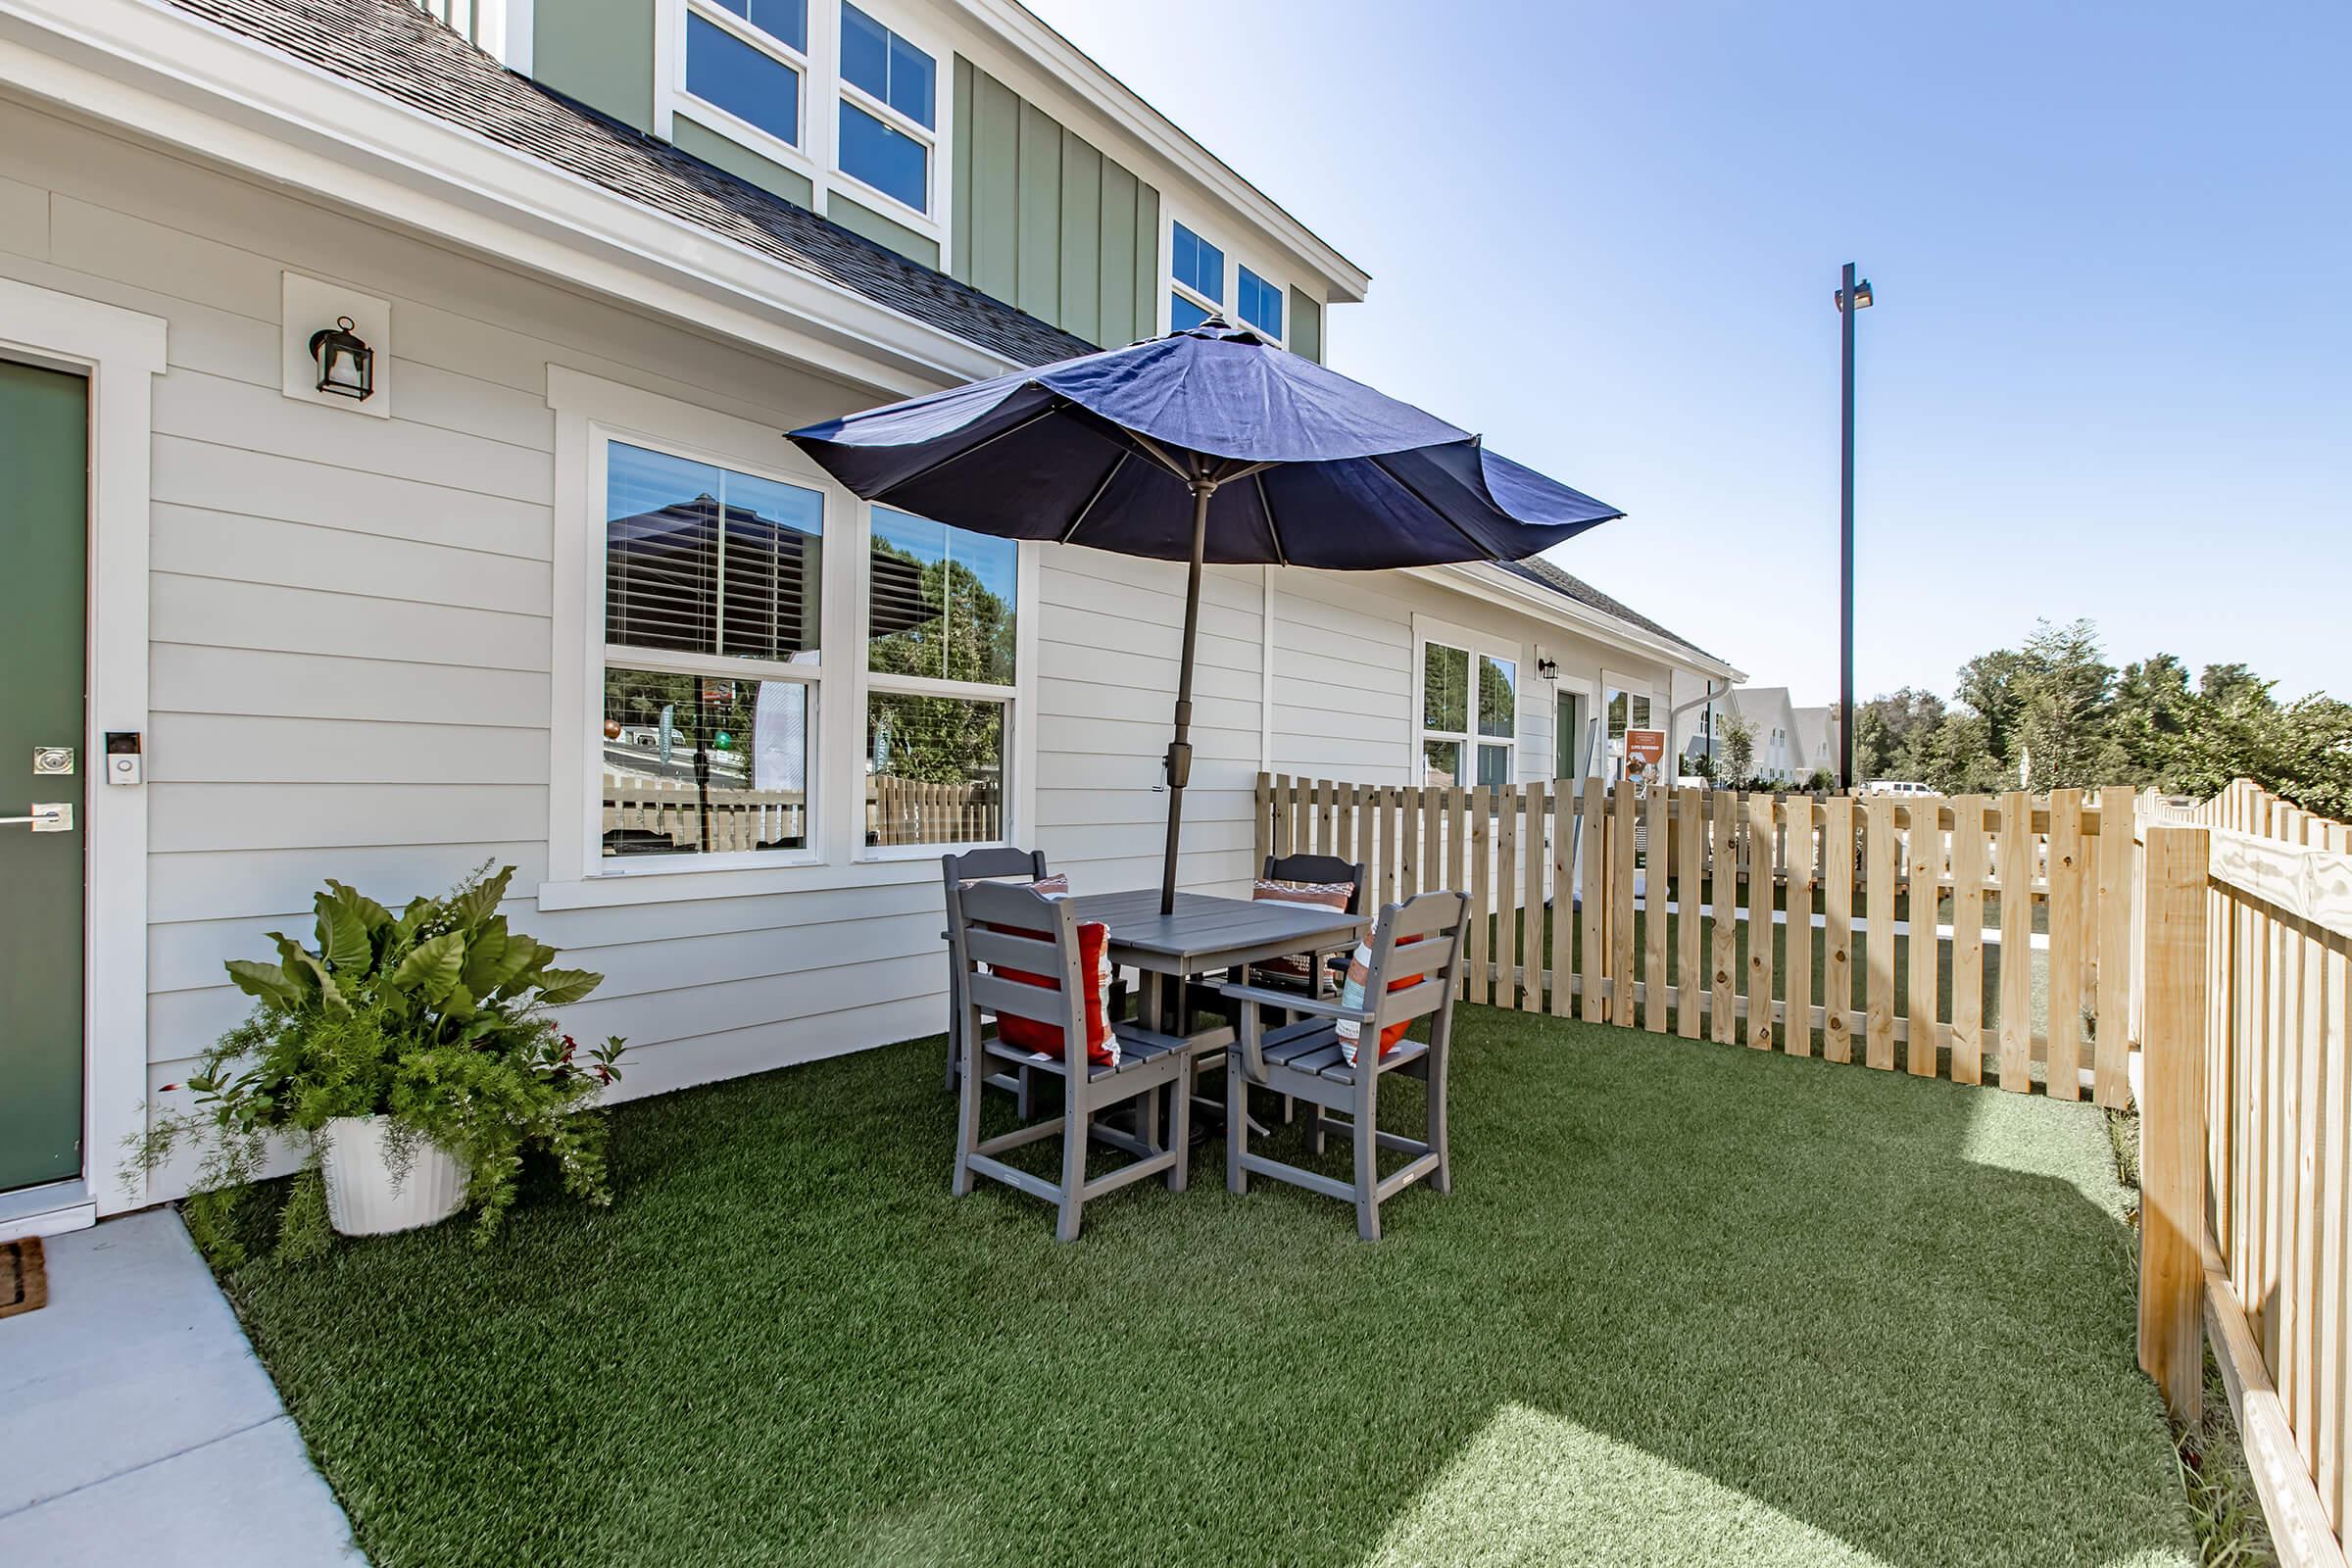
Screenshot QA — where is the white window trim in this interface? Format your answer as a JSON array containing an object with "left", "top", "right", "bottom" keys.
[
  {"left": 1161, "top": 209, "right": 1291, "bottom": 347},
  {"left": 0, "top": 277, "right": 166, "bottom": 1223},
  {"left": 832, "top": 0, "right": 944, "bottom": 227},
  {"left": 671, "top": 0, "right": 816, "bottom": 172},
  {"left": 850, "top": 503, "right": 1033, "bottom": 864},
  {"left": 657, "top": 0, "right": 953, "bottom": 256},
  {"left": 544, "top": 368, "right": 1032, "bottom": 908},
  {"left": 1410, "top": 613, "right": 1521, "bottom": 789}
]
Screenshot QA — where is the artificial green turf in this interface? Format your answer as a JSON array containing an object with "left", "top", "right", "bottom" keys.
[{"left": 214, "top": 1011, "right": 2194, "bottom": 1568}]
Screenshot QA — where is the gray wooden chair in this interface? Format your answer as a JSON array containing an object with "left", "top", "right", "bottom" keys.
[
  {"left": 1219, "top": 889, "right": 1470, "bottom": 1241},
  {"left": 941, "top": 846, "right": 1049, "bottom": 1110},
  {"left": 951, "top": 879, "right": 1196, "bottom": 1241}
]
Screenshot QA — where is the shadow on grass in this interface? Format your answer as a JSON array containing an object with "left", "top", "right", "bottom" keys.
[{"left": 213, "top": 1012, "right": 2193, "bottom": 1568}]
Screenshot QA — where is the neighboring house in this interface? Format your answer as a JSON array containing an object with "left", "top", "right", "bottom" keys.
[
  {"left": 1789, "top": 705, "right": 1838, "bottom": 780},
  {"left": 0, "top": 0, "right": 1738, "bottom": 1227},
  {"left": 1684, "top": 685, "right": 1797, "bottom": 781}
]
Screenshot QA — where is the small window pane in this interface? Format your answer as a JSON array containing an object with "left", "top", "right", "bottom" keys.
[
  {"left": 1477, "top": 743, "right": 1512, "bottom": 789},
  {"left": 603, "top": 665, "right": 808, "bottom": 858},
  {"left": 711, "top": 0, "right": 807, "bottom": 51},
  {"left": 1172, "top": 222, "right": 1223, "bottom": 304},
  {"left": 840, "top": 3, "right": 934, "bottom": 127},
  {"left": 1606, "top": 688, "right": 1630, "bottom": 738},
  {"left": 1422, "top": 738, "right": 1461, "bottom": 788},
  {"left": 887, "top": 32, "right": 935, "bottom": 125},
  {"left": 867, "top": 693, "right": 1004, "bottom": 847},
  {"left": 1479, "top": 655, "right": 1517, "bottom": 738},
  {"left": 1239, "top": 267, "right": 1282, "bottom": 338},
  {"left": 840, "top": 1, "right": 887, "bottom": 97},
  {"left": 1423, "top": 641, "right": 1469, "bottom": 733},
  {"left": 869, "top": 509, "right": 1016, "bottom": 684},
  {"left": 606, "top": 441, "right": 823, "bottom": 662},
  {"left": 1168, "top": 292, "right": 1210, "bottom": 332},
  {"left": 840, "top": 100, "right": 927, "bottom": 211},
  {"left": 687, "top": 13, "right": 801, "bottom": 146}
]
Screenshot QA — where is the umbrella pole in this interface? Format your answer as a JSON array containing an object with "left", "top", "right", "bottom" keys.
[{"left": 1159, "top": 477, "right": 1213, "bottom": 916}]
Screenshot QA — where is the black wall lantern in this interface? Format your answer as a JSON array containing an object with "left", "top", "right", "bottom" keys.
[{"left": 308, "top": 316, "right": 375, "bottom": 402}]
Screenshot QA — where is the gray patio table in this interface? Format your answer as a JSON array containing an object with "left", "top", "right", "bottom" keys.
[{"left": 946, "top": 887, "right": 1369, "bottom": 1135}]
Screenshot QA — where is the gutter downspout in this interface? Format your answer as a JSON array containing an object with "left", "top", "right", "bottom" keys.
[{"left": 1669, "top": 679, "right": 1728, "bottom": 776}]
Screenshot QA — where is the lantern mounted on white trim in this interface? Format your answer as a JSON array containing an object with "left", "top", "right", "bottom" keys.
[{"left": 308, "top": 316, "right": 375, "bottom": 402}]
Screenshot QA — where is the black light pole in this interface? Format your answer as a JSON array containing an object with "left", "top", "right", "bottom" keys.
[{"left": 1834, "top": 264, "right": 1873, "bottom": 791}]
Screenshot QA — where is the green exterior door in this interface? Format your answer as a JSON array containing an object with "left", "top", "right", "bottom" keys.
[{"left": 0, "top": 359, "right": 87, "bottom": 1193}]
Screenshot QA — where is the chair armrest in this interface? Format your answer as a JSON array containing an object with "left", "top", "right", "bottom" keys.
[
  {"left": 1216, "top": 982, "right": 1376, "bottom": 1023},
  {"left": 1220, "top": 982, "right": 1375, "bottom": 1081}
]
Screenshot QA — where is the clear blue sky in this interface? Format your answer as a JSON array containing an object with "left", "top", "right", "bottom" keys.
[{"left": 1026, "top": 0, "right": 2349, "bottom": 706}]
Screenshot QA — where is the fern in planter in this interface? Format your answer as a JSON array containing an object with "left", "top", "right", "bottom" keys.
[{"left": 130, "top": 864, "right": 625, "bottom": 1262}]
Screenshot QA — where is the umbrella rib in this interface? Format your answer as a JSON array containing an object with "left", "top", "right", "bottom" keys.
[
  {"left": 1058, "top": 451, "right": 1129, "bottom": 544},
  {"left": 1253, "top": 469, "right": 1288, "bottom": 565},
  {"left": 1124, "top": 428, "right": 1202, "bottom": 485},
  {"left": 1368, "top": 451, "right": 1501, "bottom": 562}
]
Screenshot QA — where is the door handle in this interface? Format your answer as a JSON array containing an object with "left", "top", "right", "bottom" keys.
[{"left": 1, "top": 804, "right": 72, "bottom": 832}]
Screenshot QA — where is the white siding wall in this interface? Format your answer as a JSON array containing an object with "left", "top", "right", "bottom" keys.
[{"left": 0, "top": 95, "right": 1709, "bottom": 1201}]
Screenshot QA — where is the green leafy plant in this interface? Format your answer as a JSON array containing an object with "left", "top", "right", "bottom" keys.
[{"left": 129, "top": 864, "right": 625, "bottom": 1261}]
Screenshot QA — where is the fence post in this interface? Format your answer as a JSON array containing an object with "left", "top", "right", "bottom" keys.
[{"left": 2138, "top": 822, "right": 2210, "bottom": 1426}]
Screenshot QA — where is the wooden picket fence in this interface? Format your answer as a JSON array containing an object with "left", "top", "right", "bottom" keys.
[
  {"left": 1253, "top": 772, "right": 2140, "bottom": 1103},
  {"left": 602, "top": 772, "right": 998, "bottom": 852},
  {"left": 2137, "top": 780, "right": 2352, "bottom": 1568}
]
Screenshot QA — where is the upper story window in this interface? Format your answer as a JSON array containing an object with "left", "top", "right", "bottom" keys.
[
  {"left": 1169, "top": 221, "right": 1223, "bottom": 331},
  {"left": 1238, "top": 266, "right": 1283, "bottom": 339},
  {"left": 602, "top": 440, "right": 825, "bottom": 861},
  {"left": 685, "top": 0, "right": 808, "bottom": 149},
  {"left": 836, "top": 3, "right": 936, "bottom": 215}
]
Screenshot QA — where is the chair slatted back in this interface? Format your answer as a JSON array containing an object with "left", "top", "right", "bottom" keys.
[
  {"left": 1263, "top": 853, "right": 1370, "bottom": 916},
  {"left": 953, "top": 877, "right": 1093, "bottom": 1074},
  {"left": 1362, "top": 890, "right": 1472, "bottom": 1037}
]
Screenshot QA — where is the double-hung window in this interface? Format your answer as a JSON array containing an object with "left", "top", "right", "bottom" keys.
[
  {"left": 1418, "top": 626, "right": 1518, "bottom": 788},
  {"left": 1169, "top": 221, "right": 1223, "bottom": 331},
  {"left": 865, "top": 508, "right": 1017, "bottom": 848},
  {"left": 683, "top": 0, "right": 808, "bottom": 151},
  {"left": 602, "top": 439, "right": 825, "bottom": 861},
  {"left": 837, "top": 3, "right": 935, "bottom": 215},
  {"left": 1237, "top": 266, "right": 1283, "bottom": 339},
  {"left": 1602, "top": 674, "right": 1654, "bottom": 777}
]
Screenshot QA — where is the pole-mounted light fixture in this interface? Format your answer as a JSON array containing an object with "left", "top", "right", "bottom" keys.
[
  {"left": 1834, "top": 277, "right": 1875, "bottom": 313},
  {"left": 308, "top": 316, "right": 375, "bottom": 402}
]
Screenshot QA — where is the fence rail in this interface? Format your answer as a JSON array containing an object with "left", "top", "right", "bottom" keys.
[
  {"left": 1252, "top": 772, "right": 2138, "bottom": 1104},
  {"left": 2138, "top": 779, "right": 2352, "bottom": 1568},
  {"left": 603, "top": 772, "right": 999, "bottom": 853}
]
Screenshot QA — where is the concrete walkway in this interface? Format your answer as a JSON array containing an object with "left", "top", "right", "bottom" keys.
[{"left": 0, "top": 1209, "right": 365, "bottom": 1566}]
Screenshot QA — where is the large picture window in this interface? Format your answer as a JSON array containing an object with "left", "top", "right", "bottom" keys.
[
  {"left": 1419, "top": 631, "right": 1517, "bottom": 789},
  {"left": 864, "top": 508, "right": 1017, "bottom": 849},
  {"left": 602, "top": 440, "right": 823, "bottom": 860}
]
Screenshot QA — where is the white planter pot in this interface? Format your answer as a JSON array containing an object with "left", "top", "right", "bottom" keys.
[{"left": 319, "top": 1115, "right": 466, "bottom": 1237}]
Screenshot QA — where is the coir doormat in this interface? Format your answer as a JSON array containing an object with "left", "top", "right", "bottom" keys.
[{"left": 1, "top": 1237, "right": 47, "bottom": 1319}]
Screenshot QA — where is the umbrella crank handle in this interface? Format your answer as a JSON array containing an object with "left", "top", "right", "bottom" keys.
[{"left": 1163, "top": 740, "right": 1193, "bottom": 791}]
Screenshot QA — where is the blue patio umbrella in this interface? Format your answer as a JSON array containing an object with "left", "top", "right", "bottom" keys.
[{"left": 789, "top": 318, "right": 1624, "bottom": 913}]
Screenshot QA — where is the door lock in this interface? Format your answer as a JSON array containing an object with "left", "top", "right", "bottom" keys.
[{"left": 2, "top": 804, "right": 72, "bottom": 833}]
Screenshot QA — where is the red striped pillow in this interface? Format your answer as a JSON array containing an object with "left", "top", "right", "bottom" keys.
[
  {"left": 1250, "top": 879, "right": 1353, "bottom": 985},
  {"left": 974, "top": 875, "right": 1117, "bottom": 1067}
]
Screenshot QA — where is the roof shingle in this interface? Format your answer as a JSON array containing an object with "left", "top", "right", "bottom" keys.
[{"left": 169, "top": 0, "right": 1100, "bottom": 368}]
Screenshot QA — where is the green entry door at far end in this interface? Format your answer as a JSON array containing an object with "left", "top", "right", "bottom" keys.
[{"left": 0, "top": 359, "right": 88, "bottom": 1193}]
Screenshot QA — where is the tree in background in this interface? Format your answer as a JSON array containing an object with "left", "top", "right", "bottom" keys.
[
  {"left": 1717, "top": 710, "right": 1756, "bottom": 783},
  {"left": 1845, "top": 619, "right": 2349, "bottom": 816}
]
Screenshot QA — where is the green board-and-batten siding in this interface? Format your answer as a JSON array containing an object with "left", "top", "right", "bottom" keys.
[
  {"left": 1288, "top": 287, "right": 1322, "bottom": 363},
  {"left": 825, "top": 192, "right": 941, "bottom": 270},
  {"left": 673, "top": 115, "right": 816, "bottom": 209},
  {"left": 532, "top": 0, "right": 658, "bottom": 133},
  {"left": 953, "top": 58, "right": 1157, "bottom": 350}
]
